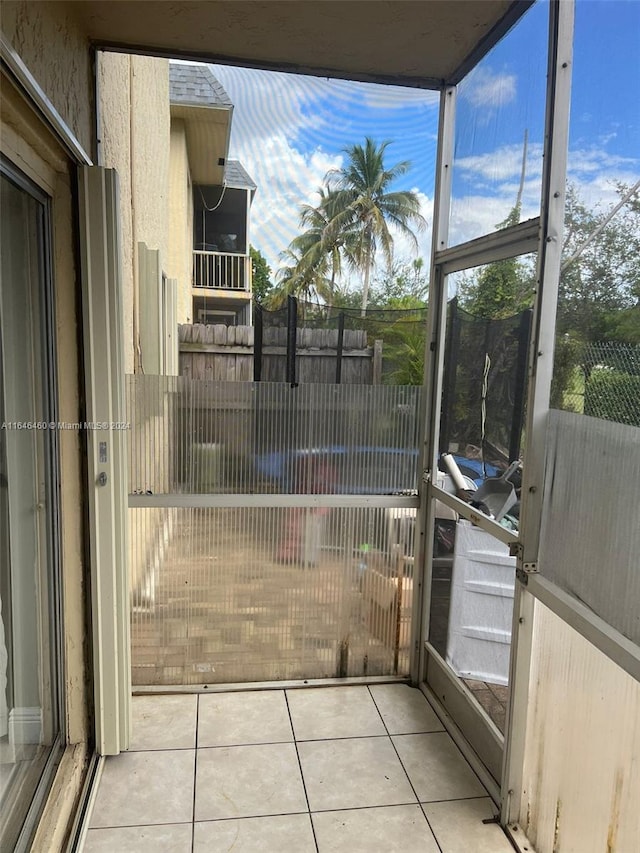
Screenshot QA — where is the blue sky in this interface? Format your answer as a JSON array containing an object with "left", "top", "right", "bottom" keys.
[{"left": 210, "top": 0, "right": 640, "bottom": 280}]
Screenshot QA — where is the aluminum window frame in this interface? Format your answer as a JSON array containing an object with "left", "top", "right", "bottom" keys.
[{"left": 0, "top": 155, "right": 65, "bottom": 853}]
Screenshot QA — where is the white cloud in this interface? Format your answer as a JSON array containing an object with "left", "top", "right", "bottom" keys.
[
  {"left": 447, "top": 141, "right": 639, "bottom": 248},
  {"left": 204, "top": 64, "right": 632, "bottom": 287},
  {"left": 348, "top": 79, "right": 439, "bottom": 110},
  {"left": 455, "top": 142, "right": 544, "bottom": 183},
  {"left": 247, "top": 141, "right": 344, "bottom": 273},
  {"left": 209, "top": 65, "right": 343, "bottom": 269},
  {"left": 460, "top": 67, "right": 517, "bottom": 110}
]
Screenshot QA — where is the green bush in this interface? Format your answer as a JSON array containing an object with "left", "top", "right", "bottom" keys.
[{"left": 583, "top": 369, "right": 640, "bottom": 427}]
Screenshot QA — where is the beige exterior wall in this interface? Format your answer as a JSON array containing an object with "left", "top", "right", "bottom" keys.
[
  {"left": 96, "top": 52, "right": 134, "bottom": 373},
  {"left": 1, "top": 71, "right": 91, "bottom": 850},
  {"left": 168, "top": 120, "right": 194, "bottom": 324},
  {"left": 97, "top": 53, "right": 170, "bottom": 372},
  {"left": 1, "top": 1, "right": 94, "bottom": 157},
  {"left": 130, "top": 57, "right": 170, "bottom": 268}
]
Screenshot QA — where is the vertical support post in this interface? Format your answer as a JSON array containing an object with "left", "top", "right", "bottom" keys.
[
  {"left": 439, "top": 296, "right": 459, "bottom": 455},
  {"left": 393, "top": 544, "right": 404, "bottom": 674},
  {"left": 246, "top": 256, "right": 253, "bottom": 325},
  {"left": 502, "top": 0, "right": 575, "bottom": 828},
  {"left": 508, "top": 308, "right": 533, "bottom": 462},
  {"left": 335, "top": 311, "right": 345, "bottom": 384},
  {"left": 286, "top": 295, "right": 297, "bottom": 386},
  {"left": 253, "top": 303, "right": 263, "bottom": 382},
  {"left": 412, "top": 85, "right": 457, "bottom": 686}
]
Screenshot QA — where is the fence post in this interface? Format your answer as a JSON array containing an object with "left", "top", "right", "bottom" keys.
[
  {"left": 253, "top": 303, "right": 263, "bottom": 382},
  {"left": 335, "top": 312, "right": 345, "bottom": 384},
  {"left": 287, "top": 295, "right": 298, "bottom": 386},
  {"left": 509, "top": 308, "right": 532, "bottom": 462},
  {"left": 372, "top": 340, "right": 383, "bottom": 384}
]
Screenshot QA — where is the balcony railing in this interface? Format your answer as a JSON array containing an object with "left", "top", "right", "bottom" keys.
[{"left": 193, "top": 250, "right": 251, "bottom": 292}]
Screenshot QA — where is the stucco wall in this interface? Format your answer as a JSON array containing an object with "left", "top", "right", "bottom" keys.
[
  {"left": 168, "top": 120, "right": 193, "bottom": 323},
  {"left": 96, "top": 52, "right": 134, "bottom": 373},
  {"left": 520, "top": 602, "right": 640, "bottom": 852},
  {"left": 1, "top": 1, "right": 94, "bottom": 158},
  {"left": 130, "top": 56, "right": 170, "bottom": 269},
  {"left": 98, "top": 52, "right": 170, "bottom": 372}
]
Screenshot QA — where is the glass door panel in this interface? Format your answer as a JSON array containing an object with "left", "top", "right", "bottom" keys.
[{"left": 0, "top": 168, "right": 60, "bottom": 850}]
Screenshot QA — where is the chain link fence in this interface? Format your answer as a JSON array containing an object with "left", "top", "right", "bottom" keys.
[{"left": 554, "top": 340, "right": 640, "bottom": 427}]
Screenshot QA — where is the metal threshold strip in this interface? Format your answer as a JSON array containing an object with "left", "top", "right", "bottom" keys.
[{"left": 133, "top": 674, "right": 410, "bottom": 694}]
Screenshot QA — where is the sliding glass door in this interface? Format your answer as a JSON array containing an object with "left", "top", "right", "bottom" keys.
[{"left": 0, "top": 162, "right": 62, "bottom": 850}]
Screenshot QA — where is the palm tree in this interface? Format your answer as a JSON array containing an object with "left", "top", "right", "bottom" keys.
[
  {"left": 267, "top": 244, "right": 333, "bottom": 311},
  {"left": 325, "top": 137, "right": 426, "bottom": 315},
  {"left": 289, "top": 188, "right": 347, "bottom": 300},
  {"left": 281, "top": 187, "right": 360, "bottom": 304}
]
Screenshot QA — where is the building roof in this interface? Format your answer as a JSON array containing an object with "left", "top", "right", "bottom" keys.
[
  {"left": 169, "top": 62, "right": 232, "bottom": 108},
  {"left": 225, "top": 160, "right": 257, "bottom": 193}
]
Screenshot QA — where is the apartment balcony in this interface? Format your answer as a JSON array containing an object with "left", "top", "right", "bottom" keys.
[{"left": 193, "top": 250, "right": 252, "bottom": 293}]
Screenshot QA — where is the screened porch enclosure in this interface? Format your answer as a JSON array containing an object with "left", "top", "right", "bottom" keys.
[{"left": 127, "top": 377, "right": 422, "bottom": 685}]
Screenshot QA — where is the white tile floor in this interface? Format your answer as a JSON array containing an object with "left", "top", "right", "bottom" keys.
[{"left": 82, "top": 684, "right": 515, "bottom": 852}]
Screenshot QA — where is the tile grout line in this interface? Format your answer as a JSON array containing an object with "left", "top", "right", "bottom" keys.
[
  {"left": 366, "top": 686, "right": 444, "bottom": 853},
  {"left": 283, "top": 689, "right": 320, "bottom": 853},
  {"left": 191, "top": 693, "right": 200, "bottom": 852}
]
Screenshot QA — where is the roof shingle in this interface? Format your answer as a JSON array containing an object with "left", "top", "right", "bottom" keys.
[
  {"left": 225, "top": 160, "right": 257, "bottom": 192},
  {"left": 169, "top": 62, "right": 232, "bottom": 108}
]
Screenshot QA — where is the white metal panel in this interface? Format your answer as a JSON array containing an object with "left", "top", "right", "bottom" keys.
[
  {"left": 446, "top": 523, "right": 516, "bottom": 686},
  {"left": 138, "top": 243, "right": 163, "bottom": 375},
  {"left": 78, "top": 166, "right": 131, "bottom": 755},
  {"left": 163, "top": 276, "right": 179, "bottom": 376},
  {"left": 521, "top": 601, "right": 640, "bottom": 852},
  {"left": 539, "top": 411, "right": 640, "bottom": 646}
]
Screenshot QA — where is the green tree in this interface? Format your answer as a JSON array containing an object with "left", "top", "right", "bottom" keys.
[
  {"left": 285, "top": 187, "right": 354, "bottom": 301},
  {"left": 324, "top": 137, "right": 426, "bottom": 315},
  {"left": 457, "top": 197, "right": 536, "bottom": 320},
  {"left": 558, "top": 182, "right": 640, "bottom": 343},
  {"left": 267, "top": 245, "right": 333, "bottom": 310},
  {"left": 458, "top": 256, "right": 535, "bottom": 319},
  {"left": 368, "top": 258, "right": 428, "bottom": 309},
  {"left": 250, "top": 246, "right": 273, "bottom": 304}
]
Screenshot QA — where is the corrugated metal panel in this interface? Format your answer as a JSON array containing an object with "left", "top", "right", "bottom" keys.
[
  {"left": 539, "top": 411, "right": 640, "bottom": 645},
  {"left": 127, "top": 376, "right": 423, "bottom": 496},
  {"left": 521, "top": 602, "right": 640, "bottom": 852}
]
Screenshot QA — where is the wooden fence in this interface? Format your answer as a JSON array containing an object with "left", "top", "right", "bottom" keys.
[{"left": 178, "top": 324, "right": 381, "bottom": 384}]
